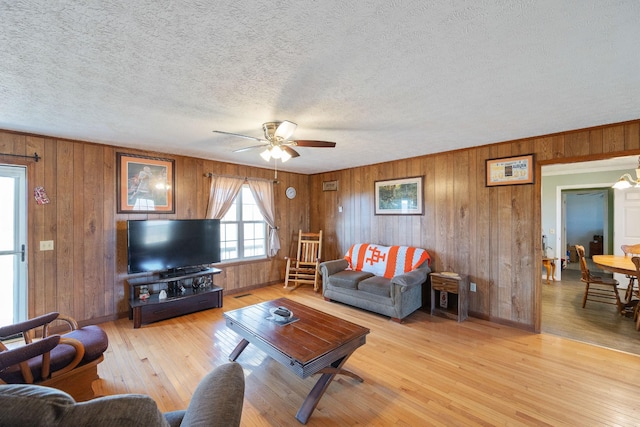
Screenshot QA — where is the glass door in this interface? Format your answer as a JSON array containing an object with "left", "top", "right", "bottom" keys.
[{"left": 0, "top": 165, "right": 27, "bottom": 325}]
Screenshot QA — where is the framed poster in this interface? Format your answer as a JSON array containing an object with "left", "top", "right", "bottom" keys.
[
  {"left": 322, "top": 180, "right": 338, "bottom": 191},
  {"left": 117, "top": 153, "right": 175, "bottom": 213},
  {"left": 486, "top": 154, "right": 535, "bottom": 186},
  {"left": 374, "top": 176, "right": 423, "bottom": 215}
]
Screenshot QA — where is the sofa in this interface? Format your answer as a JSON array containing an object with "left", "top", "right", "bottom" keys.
[
  {"left": 320, "top": 244, "right": 431, "bottom": 322},
  {"left": 0, "top": 362, "right": 245, "bottom": 427}
]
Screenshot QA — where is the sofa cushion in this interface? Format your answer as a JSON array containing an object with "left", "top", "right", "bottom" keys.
[
  {"left": 59, "top": 394, "right": 170, "bottom": 427},
  {"left": 328, "top": 270, "right": 374, "bottom": 289},
  {"left": 345, "top": 244, "right": 431, "bottom": 278},
  {"left": 64, "top": 325, "right": 109, "bottom": 363},
  {"left": 357, "top": 275, "right": 392, "bottom": 297},
  {"left": 0, "top": 384, "right": 170, "bottom": 427}
]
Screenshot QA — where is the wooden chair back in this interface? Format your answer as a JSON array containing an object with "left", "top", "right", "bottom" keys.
[
  {"left": 574, "top": 244, "right": 590, "bottom": 281},
  {"left": 622, "top": 244, "right": 640, "bottom": 256},
  {"left": 284, "top": 230, "right": 323, "bottom": 291},
  {"left": 296, "top": 230, "right": 322, "bottom": 266}
]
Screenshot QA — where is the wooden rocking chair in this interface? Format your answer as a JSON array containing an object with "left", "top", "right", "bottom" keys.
[{"left": 284, "top": 230, "right": 323, "bottom": 292}]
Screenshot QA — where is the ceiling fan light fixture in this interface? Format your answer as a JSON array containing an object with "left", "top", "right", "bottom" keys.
[
  {"left": 274, "top": 121, "right": 297, "bottom": 140},
  {"left": 270, "top": 145, "right": 283, "bottom": 159},
  {"left": 260, "top": 149, "right": 272, "bottom": 162},
  {"left": 280, "top": 150, "right": 292, "bottom": 162}
]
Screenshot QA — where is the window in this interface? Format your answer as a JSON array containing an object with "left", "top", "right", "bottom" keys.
[{"left": 220, "top": 185, "right": 267, "bottom": 261}]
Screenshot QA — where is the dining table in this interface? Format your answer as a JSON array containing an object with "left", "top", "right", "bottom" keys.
[
  {"left": 593, "top": 254, "right": 640, "bottom": 329},
  {"left": 592, "top": 255, "right": 637, "bottom": 276}
]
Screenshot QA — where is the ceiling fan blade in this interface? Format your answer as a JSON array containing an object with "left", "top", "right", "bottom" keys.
[
  {"left": 293, "top": 140, "right": 336, "bottom": 148},
  {"left": 274, "top": 121, "right": 297, "bottom": 140},
  {"left": 282, "top": 146, "right": 300, "bottom": 158},
  {"left": 213, "top": 130, "right": 263, "bottom": 142},
  {"left": 233, "top": 143, "right": 269, "bottom": 153}
]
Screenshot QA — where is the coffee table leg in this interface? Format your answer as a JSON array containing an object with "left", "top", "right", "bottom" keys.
[
  {"left": 295, "top": 353, "right": 356, "bottom": 424},
  {"left": 229, "top": 338, "right": 250, "bottom": 362}
]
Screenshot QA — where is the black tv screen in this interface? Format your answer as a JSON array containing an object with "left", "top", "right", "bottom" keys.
[{"left": 127, "top": 219, "right": 221, "bottom": 274}]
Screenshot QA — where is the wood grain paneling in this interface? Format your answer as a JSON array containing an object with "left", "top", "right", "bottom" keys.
[
  {"left": 310, "top": 119, "right": 640, "bottom": 330},
  {"left": 0, "top": 131, "right": 309, "bottom": 325},
  {"left": 1, "top": 118, "right": 639, "bottom": 329}
]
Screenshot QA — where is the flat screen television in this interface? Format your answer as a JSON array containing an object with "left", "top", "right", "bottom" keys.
[{"left": 127, "top": 219, "right": 221, "bottom": 275}]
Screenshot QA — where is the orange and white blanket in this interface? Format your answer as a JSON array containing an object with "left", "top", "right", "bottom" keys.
[{"left": 344, "top": 244, "right": 431, "bottom": 279}]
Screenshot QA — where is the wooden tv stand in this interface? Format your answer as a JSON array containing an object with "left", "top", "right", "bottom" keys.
[{"left": 127, "top": 267, "right": 222, "bottom": 328}]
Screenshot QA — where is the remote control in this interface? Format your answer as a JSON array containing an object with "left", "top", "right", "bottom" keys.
[{"left": 274, "top": 307, "right": 291, "bottom": 318}]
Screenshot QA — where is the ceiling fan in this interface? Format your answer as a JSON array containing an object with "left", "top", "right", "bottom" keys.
[{"left": 213, "top": 121, "right": 336, "bottom": 162}]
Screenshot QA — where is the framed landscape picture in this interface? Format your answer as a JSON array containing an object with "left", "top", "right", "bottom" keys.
[
  {"left": 117, "top": 153, "right": 175, "bottom": 213},
  {"left": 486, "top": 154, "right": 535, "bottom": 186},
  {"left": 374, "top": 176, "right": 423, "bottom": 215}
]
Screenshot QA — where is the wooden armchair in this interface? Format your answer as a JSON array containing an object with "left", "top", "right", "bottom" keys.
[
  {"left": 575, "top": 245, "right": 622, "bottom": 313},
  {"left": 284, "top": 230, "right": 323, "bottom": 292},
  {"left": 0, "top": 312, "right": 108, "bottom": 401}
]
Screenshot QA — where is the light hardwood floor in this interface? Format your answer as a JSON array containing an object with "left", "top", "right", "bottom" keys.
[
  {"left": 542, "top": 267, "right": 640, "bottom": 355},
  {"left": 94, "top": 284, "right": 640, "bottom": 426}
]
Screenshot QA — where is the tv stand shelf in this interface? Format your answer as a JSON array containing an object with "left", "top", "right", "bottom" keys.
[{"left": 127, "top": 267, "right": 222, "bottom": 328}]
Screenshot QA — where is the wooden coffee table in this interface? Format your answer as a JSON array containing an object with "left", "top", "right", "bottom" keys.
[{"left": 224, "top": 297, "right": 370, "bottom": 424}]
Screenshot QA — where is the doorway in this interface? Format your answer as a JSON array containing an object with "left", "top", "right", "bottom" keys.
[
  {"left": 541, "top": 156, "right": 640, "bottom": 354},
  {"left": 0, "top": 165, "right": 28, "bottom": 325},
  {"left": 562, "top": 188, "right": 608, "bottom": 267}
]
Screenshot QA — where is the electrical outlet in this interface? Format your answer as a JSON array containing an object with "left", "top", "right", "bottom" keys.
[
  {"left": 470, "top": 282, "right": 477, "bottom": 292},
  {"left": 40, "top": 240, "right": 54, "bottom": 251}
]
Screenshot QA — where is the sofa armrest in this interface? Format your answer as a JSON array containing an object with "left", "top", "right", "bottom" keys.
[
  {"left": 319, "top": 259, "right": 349, "bottom": 277},
  {"left": 391, "top": 268, "right": 429, "bottom": 291}
]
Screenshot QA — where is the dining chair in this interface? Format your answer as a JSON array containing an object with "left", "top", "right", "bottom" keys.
[
  {"left": 575, "top": 244, "right": 623, "bottom": 313},
  {"left": 622, "top": 244, "right": 640, "bottom": 303},
  {"left": 629, "top": 257, "right": 640, "bottom": 330}
]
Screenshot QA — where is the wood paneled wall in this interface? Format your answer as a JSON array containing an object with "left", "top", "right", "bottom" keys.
[
  {"left": 0, "top": 131, "right": 309, "bottom": 325},
  {"left": 309, "top": 120, "right": 640, "bottom": 330},
  {"left": 2, "top": 120, "right": 639, "bottom": 330}
]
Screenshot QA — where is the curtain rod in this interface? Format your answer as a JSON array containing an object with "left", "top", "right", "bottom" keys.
[
  {"left": 204, "top": 173, "right": 279, "bottom": 184},
  {"left": 0, "top": 152, "right": 40, "bottom": 162}
]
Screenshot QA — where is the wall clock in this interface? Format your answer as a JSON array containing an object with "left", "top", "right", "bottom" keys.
[{"left": 286, "top": 186, "right": 297, "bottom": 199}]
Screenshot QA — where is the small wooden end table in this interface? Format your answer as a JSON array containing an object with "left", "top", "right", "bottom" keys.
[
  {"left": 224, "top": 298, "right": 370, "bottom": 424},
  {"left": 430, "top": 272, "right": 469, "bottom": 322}
]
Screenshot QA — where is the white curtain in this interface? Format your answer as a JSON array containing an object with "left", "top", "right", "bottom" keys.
[
  {"left": 247, "top": 179, "right": 280, "bottom": 257},
  {"left": 205, "top": 175, "right": 244, "bottom": 219},
  {"left": 206, "top": 175, "right": 281, "bottom": 257}
]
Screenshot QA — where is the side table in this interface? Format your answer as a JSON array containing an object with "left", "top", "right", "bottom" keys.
[
  {"left": 542, "top": 257, "right": 557, "bottom": 284},
  {"left": 430, "top": 272, "right": 469, "bottom": 322}
]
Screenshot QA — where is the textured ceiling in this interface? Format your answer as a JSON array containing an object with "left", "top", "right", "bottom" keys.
[{"left": 1, "top": 1, "right": 639, "bottom": 174}]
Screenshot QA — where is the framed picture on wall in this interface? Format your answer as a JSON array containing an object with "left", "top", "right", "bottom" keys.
[
  {"left": 486, "top": 154, "right": 535, "bottom": 186},
  {"left": 117, "top": 153, "right": 175, "bottom": 213},
  {"left": 374, "top": 176, "right": 424, "bottom": 215}
]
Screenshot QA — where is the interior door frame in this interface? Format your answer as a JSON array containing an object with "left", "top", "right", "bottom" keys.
[
  {"left": 554, "top": 184, "right": 611, "bottom": 281},
  {"left": 0, "top": 164, "right": 28, "bottom": 324}
]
